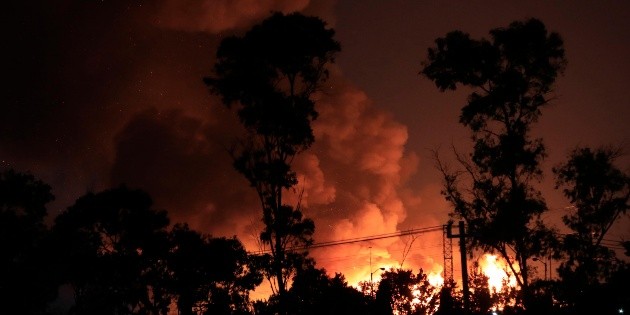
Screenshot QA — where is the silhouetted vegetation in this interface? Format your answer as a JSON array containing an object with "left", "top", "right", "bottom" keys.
[
  {"left": 282, "top": 266, "right": 371, "bottom": 315},
  {"left": 0, "top": 169, "right": 57, "bottom": 314},
  {"left": 552, "top": 146, "right": 630, "bottom": 314},
  {"left": 422, "top": 18, "right": 566, "bottom": 310},
  {"left": 422, "top": 18, "right": 628, "bottom": 315},
  {"left": 1, "top": 12, "right": 629, "bottom": 315},
  {"left": 375, "top": 269, "right": 438, "bottom": 315},
  {"left": 204, "top": 11, "right": 340, "bottom": 311},
  {"left": 53, "top": 186, "right": 172, "bottom": 314},
  {"left": 168, "top": 224, "right": 262, "bottom": 315}
]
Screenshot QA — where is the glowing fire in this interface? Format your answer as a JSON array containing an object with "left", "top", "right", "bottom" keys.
[
  {"left": 478, "top": 254, "right": 517, "bottom": 292},
  {"left": 428, "top": 271, "right": 444, "bottom": 288}
]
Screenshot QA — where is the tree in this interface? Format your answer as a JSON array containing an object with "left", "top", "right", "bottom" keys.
[
  {"left": 168, "top": 224, "right": 262, "bottom": 315},
  {"left": 553, "top": 146, "right": 630, "bottom": 312},
  {"left": 467, "top": 262, "right": 520, "bottom": 314},
  {"left": 53, "top": 186, "right": 171, "bottom": 314},
  {"left": 286, "top": 266, "right": 370, "bottom": 315},
  {"left": 204, "top": 11, "right": 340, "bottom": 303},
  {"left": 0, "top": 169, "right": 57, "bottom": 314},
  {"left": 421, "top": 18, "right": 566, "bottom": 310},
  {"left": 434, "top": 279, "right": 463, "bottom": 315},
  {"left": 374, "top": 269, "right": 438, "bottom": 315},
  {"left": 467, "top": 265, "right": 493, "bottom": 314}
]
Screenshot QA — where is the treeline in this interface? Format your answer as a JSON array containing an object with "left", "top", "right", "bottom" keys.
[
  {"left": 0, "top": 169, "right": 435, "bottom": 315},
  {"left": 0, "top": 173, "right": 257, "bottom": 314},
  {"left": 1, "top": 167, "right": 628, "bottom": 315},
  {"left": 421, "top": 16, "right": 630, "bottom": 315},
  {"left": 3, "top": 11, "right": 630, "bottom": 315}
]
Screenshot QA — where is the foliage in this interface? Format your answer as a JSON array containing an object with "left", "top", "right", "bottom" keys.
[
  {"left": 434, "top": 279, "right": 463, "bottom": 315},
  {"left": 374, "top": 269, "right": 438, "bottom": 315},
  {"left": 204, "top": 11, "right": 340, "bottom": 299},
  {"left": 53, "top": 185, "right": 171, "bottom": 314},
  {"left": 548, "top": 263, "right": 630, "bottom": 315},
  {"left": 51, "top": 186, "right": 265, "bottom": 314},
  {"left": 422, "top": 18, "right": 566, "bottom": 308},
  {"left": 5, "top": 11, "right": 630, "bottom": 315},
  {"left": 553, "top": 146, "right": 630, "bottom": 311},
  {"left": 468, "top": 262, "right": 520, "bottom": 314},
  {"left": 288, "top": 267, "right": 370, "bottom": 315},
  {"left": 0, "top": 169, "right": 57, "bottom": 314},
  {"left": 467, "top": 266, "right": 494, "bottom": 314},
  {"left": 168, "top": 224, "right": 262, "bottom": 315},
  {"left": 254, "top": 266, "right": 370, "bottom": 315}
]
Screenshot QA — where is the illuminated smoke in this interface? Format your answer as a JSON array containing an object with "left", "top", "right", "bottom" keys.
[
  {"left": 4, "top": 0, "right": 449, "bottom": 293},
  {"left": 107, "top": 68, "right": 447, "bottom": 289},
  {"left": 280, "top": 72, "right": 448, "bottom": 286},
  {"left": 155, "top": 0, "right": 311, "bottom": 33}
]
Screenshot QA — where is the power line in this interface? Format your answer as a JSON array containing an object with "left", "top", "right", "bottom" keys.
[{"left": 248, "top": 225, "right": 444, "bottom": 255}]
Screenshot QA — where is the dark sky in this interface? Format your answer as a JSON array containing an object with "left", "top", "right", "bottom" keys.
[{"left": 3, "top": 0, "right": 629, "bottom": 289}]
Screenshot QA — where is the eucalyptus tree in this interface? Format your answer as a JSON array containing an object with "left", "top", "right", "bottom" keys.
[
  {"left": 205, "top": 11, "right": 340, "bottom": 302},
  {"left": 374, "top": 269, "right": 438, "bottom": 315},
  {"left": 54, "top": 186, "right": 171, "bottom": 314},
  {"left": 553, "top": 146, "right": 630, "bottom": 311},
  {"left": 168, "top": 224, "right": 262, "bottom": 315},
  {"left": 421, "top": 18, "right": 566, "bottom": 309}
]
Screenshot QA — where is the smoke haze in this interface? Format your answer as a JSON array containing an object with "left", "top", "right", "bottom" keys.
[{"left": 4, "top": 0, "right": 629, "bottom": 292}]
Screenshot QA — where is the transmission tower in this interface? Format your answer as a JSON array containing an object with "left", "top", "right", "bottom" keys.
[{"left": 442, "top": 224, "right": 454, "bottom": 282}]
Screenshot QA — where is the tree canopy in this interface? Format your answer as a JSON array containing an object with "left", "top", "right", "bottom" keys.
[
  {"left": 0, "top": 169, "right": 57, "bottom": 314},
  {"left": 204, "top": 11, "right": 341, "bottom": 303},
  {"left": 553, "top": 146, "right": 630, "bottom": 313},
  {"left": 53, "top": 185, "right": 172, "bottom": 314},
  {"left": 4, "top": 11, "right": 630, "bottom": 315},
  {"left": 168, "top": 223, "right": 262, "bottom": 315},
  {"left": 422, "top": 18, "right": 566, "bottom": 309}
]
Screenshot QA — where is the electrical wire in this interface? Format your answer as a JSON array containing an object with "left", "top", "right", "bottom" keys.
[{"left": 248, "top": 225, "right": 444, "bottom": 255}]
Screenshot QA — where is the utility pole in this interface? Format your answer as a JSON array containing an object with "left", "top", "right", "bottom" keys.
[{"left": 447, "top": 221, "right": 470, "bottom": 314}]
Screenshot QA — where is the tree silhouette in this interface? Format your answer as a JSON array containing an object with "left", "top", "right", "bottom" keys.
[
  {"left": 297, "top": 268, "right": 369, "bottom": 315},
  {"left": 53, "top": 185, "right": 171, "bottom": 314},
  {"left": 603, "top": 262, "right": 630, "bottom": 315},
  {"left": 466, "top": 262, "right": 520, "bottom": 314},
  {"left": 467, "top": 266, "right": 493, "bottom": 314},
  {"left": 553, "top": 146, "right": 630, "bottom": 313},
  {"left": 204, "top": 11, "right": 340, "bottom": 305},
  {"left": 0, "top": 169, "right": 57, "bottom": 314},
  {"left": 434, "top": 279, "right": 463, "bottom": 315},
  {"left": 421, "top": 18, "right": 566, "bottom": 310},
  {"left": 255, "top": 265, "right": 370, "bottom": 315},
  {"left": 168, "top": 223, "right": 262, "bottom": 315},
  {"left": 374, "top": 269, "right": 438, "bottom": 315}
]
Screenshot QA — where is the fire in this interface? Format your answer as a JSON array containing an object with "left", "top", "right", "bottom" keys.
[
  {"left": 478, "top": 254, "right": 517, "bottom": 292},
  {"left": 428, "top": 271, "right": 444, "bottom": 288}
]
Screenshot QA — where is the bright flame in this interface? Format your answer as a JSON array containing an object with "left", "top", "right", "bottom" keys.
[
  {"left": 412, "top": 288, "right": 422, "bottom": 304},
  {"left": 479, "top": 254, "right": 517, "bottom": 292},
  {"left": 428, "top": 271, "right": 444, "bottom": 288}
]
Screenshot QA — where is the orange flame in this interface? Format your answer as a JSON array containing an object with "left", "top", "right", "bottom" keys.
[
  {"left": 478, "top": 254, "right": 517, "bottom": 292},
  {"left": 428, "top": 271, "right": 444, "bottom": 288}
]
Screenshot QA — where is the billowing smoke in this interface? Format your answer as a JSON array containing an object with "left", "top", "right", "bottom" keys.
[
  {"left": 155, "top": 0, "right": 311, "bottom": 33},
  {"left": 293, "top": 74, "right": 415, "bottom": 281},
  {"left": 3, "top": 0, "right": 449, "bottom": 291}
]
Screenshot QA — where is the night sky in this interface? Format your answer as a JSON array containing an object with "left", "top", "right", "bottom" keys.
[{"left": 4, "top": 0, "right": 629, "bottom": 290}]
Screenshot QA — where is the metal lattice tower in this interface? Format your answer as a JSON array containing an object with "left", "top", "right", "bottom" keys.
[{"left": 442, "top": 224, "right": 454, "bottom": 281}]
